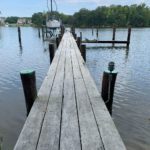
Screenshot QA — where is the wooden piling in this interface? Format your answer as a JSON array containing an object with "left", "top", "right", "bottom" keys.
[
  {"left": 96, "top": 28, "right": 98, "bottom": 38},
  {"left": 56, "top": 37, "right": 59, "bottom": 48},
  {"left": 20, "top": 70, "right": 37, "bottom": 116},
  {"left": 42, "top": 26, "right": 44, "bottom": 40},
  {"left": 61, "top": 25, "right": 65, "bottom": 35},
  {"left": 112, "top": 27, "right": 116, "bottom": 46},
  {"left": 80, "top": 44, "right": 86, "bottom": 62},
  {"left": 49, "top": 44, "right": 55, "bottom": 64},
  {"left": 77, "top": 37, "right": 81, "bottom": 49},
  {"left": 92, "top": 27, "right": 94, "bottom": 36},
  {"left": 80, "top": 32, "right": 82, "bottom": 41},
  {"left": 73, "top": 33, "right": 77, "bottom": 40},
  {"left": 58, "top": 34, "right": 62, "bottom": 43},
  {"left": 18, "top": 26, "right": 21, "bottom": 44},
  {"left": 101, "top": 62, "right": 117, "bottom": 115},
  {"left": 127, "top": 27, "right": 131, "bottom": 47},
  {"left": 38, "top": 28, "right": 41, "bottom": 38}
]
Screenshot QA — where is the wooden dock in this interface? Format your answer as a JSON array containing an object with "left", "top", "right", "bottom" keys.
[{"left": 14, "top": 32, "right": 126, "bottom": 150}]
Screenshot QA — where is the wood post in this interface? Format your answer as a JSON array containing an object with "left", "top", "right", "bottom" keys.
[
  {"left": 20, "top": 70, "right": 37, "bottom": 116},
  {"left": 46, "top": 26, "right": 48, "bottom": 38},
  {"left": 61, "top": 25, "right": 65, "bottom": 35},
  {"left": 101, "top": 62, "right": 117, "bottom": 115},
  {"left": 127, "top": 27, "right": 131, "bottom": 47},
  {"left": 73, "top": 33, "right": 77, "bottom": 40},
  {"left": 49, "top": 44, "right": 55, "bottom": 64},
  {"left": 58, "top": 34, "right": 62, "bottom": 43},
  {"left": 112, "top": 27, "right": 116, "bottom": 46},
  {"left": 56, "top": 37, "right": 59, "bottom": 48},
  {"left": 42, "top": 26, "right": 44, "bottom": 40},
  {"left": 92, "top": 27, "right": 94, "bottom": 36},
  {"left": 71, "top": 27, "right": 76, "bottom": 39},
  {"left": 77, "top": 37, "right": 81, "bottom": 49},
  {"left": 80, "top": 32, "right": 82, "bottom": 41},
  {"left": 80, "top": 44, "right": 86, "bottom": 62},
  {"left": 96, "top": 28, "right": 98, "bottom": 38},
  {"left": 18, "top": 26, "right": 21, "bottom": 44},
  {"left": 38, "top": 28, "right": 41, "bottom": 38}
]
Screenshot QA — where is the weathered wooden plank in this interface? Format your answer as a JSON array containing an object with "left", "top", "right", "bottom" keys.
[
  {"left": 36, "top": 35, "right": 67, "bottom": 150},
  {"left": 70, "top": 33, "right": 104, "bottom": 150},
  {"left": 59, "top": 36, "right": 81, "bottom": 150},
  {"left": 15, "top": 32, "right": 126, "bottom": 150},
  {"left": 72, "top": 34, "right": 126, "bottom": 150},
  {"left": 82, "top": 40, "right": 128, "bottom": 44},
  {"left": 14, "top": 36, "right": 65, "bottom": 150}
]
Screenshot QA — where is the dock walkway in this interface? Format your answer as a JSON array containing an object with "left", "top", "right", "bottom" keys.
[{"left": 14, "top": 32, "right": 126, "bottom": 150}]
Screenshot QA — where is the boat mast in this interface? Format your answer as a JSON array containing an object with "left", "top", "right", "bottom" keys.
[{"left": 51, "top": 0, "right": 53, "bottom": 13}]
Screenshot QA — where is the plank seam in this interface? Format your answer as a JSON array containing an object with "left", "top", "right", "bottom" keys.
[
  {"left": 70, "top": 44, "right": 83, "bottom": 150},
  {"left": 58, "top": 44, "right": 67, "bottom": 150},
  {"left": 72, "top": 35, "right": 105, "bottom": 150},
  {"left": 35, "top": 41, "right": 65, "bottom": 150}
]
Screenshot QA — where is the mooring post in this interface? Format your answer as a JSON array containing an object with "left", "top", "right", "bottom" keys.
[
  {"left": 80, "top": 44, "right": 86, "bottom": 62},
  {"left": 127, "top": 27, "right": 131, "bottom": 47},
  {"left": 112, "top": 27, "right": 116, "bottom": 46},
  {"left": 61, "top": 25, "right": 65, "bottom": 36},
  {"left": 96, "top": 28, "right": 99, "bottom": 38},
  {"left": 18, "top": 26, "right": 21, "bottom": 44},
  {"left": 20, "top": 70, "right": 37, "bottom": 116},
  {"left": 56, "top": 37, "right": 59, "bottom": 48},
  {"left": 71, "top": 27, "right": 76, "bottom": 39},
  {"left": 45, "top": 26, "right": 48, "bottom": 38},
  {"left": 77, "top": 37, "right": 81, "bottom": 49},
  {"left": 73, "top": 33, "right": 77, "bottom": 40},
  {"left": 42, "top": 26, "right": 44, "bottom": 40},
  {"left": 58, "top": 34, "right": 62, "bottom": 43},
  {"left": 38, "top": 28, "right": 41, "bottom": 38},
  {"left": 92, "top": 27, "right": 94, "bottom": 36},
  {"left": 49, "top": 43, "right": 55, "bottom": 64},
  {"left": 101, "top": 62, "right": 118, "bottom": 115},
  {"left": 80, "top": 32, "right": 82, "bottom": 41}
]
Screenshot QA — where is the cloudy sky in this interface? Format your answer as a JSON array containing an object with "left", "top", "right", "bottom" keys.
[{"left": 0, "top": 0, "right": 150, "bottom": 17}]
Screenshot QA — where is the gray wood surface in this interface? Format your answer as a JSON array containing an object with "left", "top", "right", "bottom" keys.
[
  {"left": 59, "top": 36, "right": 81, "bottom": 150},
  {"left": 37, "top": 37, "right": 66, "bottom": 150},
  {"left": 14, "top": 37, "right": 64, "bottom": 150},
  {"left": 14, "top": 32, "right": 126, "bottom": 150},
  {"left": 70, "top": 36, "right": 104, "bottom": 150},
  {"left": 72, "top": 33, "right": 126, "bottom": 150}
]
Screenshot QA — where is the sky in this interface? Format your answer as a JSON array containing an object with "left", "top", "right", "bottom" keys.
[{"left": 0, "top": 0, "right": 150, "bottom": 17}]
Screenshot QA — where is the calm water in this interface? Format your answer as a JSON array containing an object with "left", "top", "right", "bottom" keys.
[
  {"left": 0, "top": 27, "right": 150, "bottom": 150},
  {"left": 0, "top": 27, "right": 50, "bottom": 149}
]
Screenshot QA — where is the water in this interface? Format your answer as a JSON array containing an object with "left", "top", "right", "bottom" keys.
[
  {"left": 0, "top": 27, "right": 50, "bottom": 149},
  {"left": 0, "top": 27, "right": 150, "bottom": 150},
  {"left": 76, "top": 28, "right": 150, "bottom": 150}
]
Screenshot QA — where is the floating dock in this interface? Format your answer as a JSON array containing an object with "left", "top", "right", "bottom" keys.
[{"left": 14, "top": 32, "right": 126, "bottom": 150}]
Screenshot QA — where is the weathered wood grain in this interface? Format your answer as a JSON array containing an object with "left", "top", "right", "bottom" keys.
[
  {"left": 59, "top": 36, "right": 81, "bottom": 150},
  {"left": 15, "top": 32, "right": 126, "bottom": 150},
  {"left": 70, "top": 33, "right": 104, "bottom": 150},
  {"left": 36, "top": 36, "right": 66, "bottom": 150},
  {"left": 72, "top": 33, "right": 126, "bottom": 150},
  {"left": 14, "top": 36, "right": 65, "bottom": 150}
]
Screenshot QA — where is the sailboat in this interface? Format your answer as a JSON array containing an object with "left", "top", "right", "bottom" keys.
[{"left": 46, "top": 0, "right": 61, "bottom": 38}]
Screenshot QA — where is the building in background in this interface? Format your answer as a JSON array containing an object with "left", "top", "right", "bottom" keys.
[{"left": 0, "top": 17, "right": 5, "bottom": 25}]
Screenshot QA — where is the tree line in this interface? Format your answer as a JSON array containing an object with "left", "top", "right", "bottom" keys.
[{"left": 5, "top": 3, "right": 150, "bottom": 27}]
